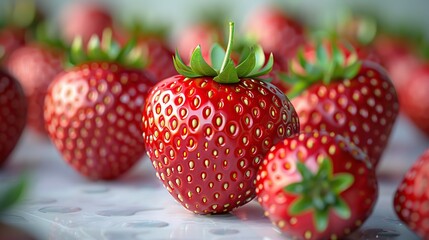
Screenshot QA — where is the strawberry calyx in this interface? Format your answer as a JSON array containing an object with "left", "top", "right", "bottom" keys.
[
  {"left": 284, "top": 158, "right": 354, "bottom": 232},
  {"left": 68, "top": 28, "right": 146, "bottom": 69},
  {"left": 173, "top": 21, "right": 274, "bottom": 84},
  {"left": 284, "top": 42, "right": 362, "bottom": 98}
]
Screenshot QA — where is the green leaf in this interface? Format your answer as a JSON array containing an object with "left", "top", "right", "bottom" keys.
[
  {"left": 288, "top": 196, "right": 313, "bottom": 215},
  {"left": 239, "top": 46, "right": 251, "bottom": 62},
  {"left": 312, "top": 196, "right": 326, "bottom": 210},
  {"left": 253, "top": 45, "right": 266, "bottom": 71},
  {"left": 190, "top": 45, "right": 217, "bottom": 76},
  {"left": 210, "top": 43, "right": 226, "bottom": 71},
  {"left": 333, "top": 198, "right": 351, "bottom": 219},
  {"left": 213, "top": 59, "right": 239, "bottom": 83},
  {"left": 296, "top": 162, "right": 314, "bottom": 180},
  {"left": 287, "top": 80, "right": 310, "bottom": 99},
  {"left": 315, "top": 158, "right": 332, "bottom": 180},
  {"left": 332, "top": 44, "right": 345, "bottom": 66},
  {"left": 316, "top": 43, "right": 329, "bottom": 67},
  {"left": 0, "top": 176, "right": 27, "bottom": 212},
  {"left": 314, "top": 209, "right": 329, "bottom": 232},
  {"left": 87, "top": 35, "right": 107, "bottom": 60},
  {"left": 248, "top": 53, "right": 273, "bottom": 78},
  {"left": 344, "top": 61, "right": 362, "bottom": 79},
  {"left": 236, "top": 48, "right": 256, "bottom": 76},
  {"left": 297, "top": 48, "right": 307, "bottom": 69},
  {"left": 69, "top": 36, "right": 85, "bottom": 65},
  {"left": 284, "top": 182, "right": 306, "bottom": 194},
  {"left": 331, "top": 173, "right": 354, "bottom": 193},
  {"left": 173, "top": 54, "right": 202, "bottom": 78}
]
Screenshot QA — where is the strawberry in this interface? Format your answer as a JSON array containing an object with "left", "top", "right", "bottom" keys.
[
  {"left": 44, "top": 30, "right": 157, "bottom": 180},
  {"left": 394, "top": 149, "right": 429, "bottom": 239},
  {"left": 123, "top": 22, "right": 176, "bottom": 80},
  {"left": 59, "top": 2, "right": 114, "bottom": 44},
  {"left": 0, "top": 68, "right": 27, "bottom": 166},
  {"left": 256, "top": 131, "right": 378, "bottom": 239},
  {"left": 142, "top": 22, "right": 299, "bottom": 214},
  {"left": 284, "top": 42, "right": 399, "bottom": 168},
  {"left": 0, "top": 0, "right": 44, "bottom": 63},
  {"left": 242, "top": 7, "right": 305, "bottom": 94},
  {"left": 398, "top": 62, "right": 429, "bottom": 137},
  {"left": 6, "top": 43, "right": 64, "bottom": 135},
  {"left": 243, "top": 7, "right": 305, "bottom": 60}
]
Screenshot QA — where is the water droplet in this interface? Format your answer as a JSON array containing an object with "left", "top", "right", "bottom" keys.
[
  {"left": 39, "top": 206, "right": 81, "bottom": 213},
  {"left": 383, "top": 217, "right": 404, "bottom": 226},
  {"left": 24, "top": 198, "right": 57, "bottom": 205},
  {"left": 209, "top": 228, "right": 239, "bottom": 235},
  {"left": 82, "top": 186, "right": 109, "bottom": 193},
  {"left": 125, "top": 220, "right": 169, "bottom": 228},
  {"left": 104, "top": 231, "right": 149, "bottom": 240},
  {"left": 96, "top": 207, "right": 163, "bottom": 217},
  {"left": 354, "top": 228, "right": 401, "bottom": 240},
  {"left": 0, "top": 214, "right": 27, "bottom": 223}
]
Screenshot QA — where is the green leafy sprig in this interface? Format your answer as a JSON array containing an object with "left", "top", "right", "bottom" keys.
[
  {"left": 173, "top": 22, "right": 273, "bottom": 84},
  {"left": 68, "top": 29, "right": 146, "bottom": 69},
  {"left": 283, "top": 42, "right": 361, "bottom": 98},
  {"left": 0, "top": 176, "right": 28, "bottom": 213},
  {"left": 284, "top": 158, "right": 354, "bottom": 232}
]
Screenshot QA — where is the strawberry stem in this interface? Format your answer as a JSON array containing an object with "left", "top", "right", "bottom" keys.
[{"left": 219, "top": 22, "right": 234, "bottom": 73}]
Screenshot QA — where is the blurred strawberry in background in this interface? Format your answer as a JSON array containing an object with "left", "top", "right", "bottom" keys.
[
  {"left": 243, "top": 6, "right": 305, "bottom": 60},
  {"left": 242, "top": 6, "right": 306, "bottom": 93},
  {"left": 5, "top": 24, "right": 65, "bottom": 136},
  {"left": 176, "top": 21, "right": 224, "bottom": 64},
  {"left": 122, "top": 20, "right": 176, "bottom": 80},
  {"left": 0, "top": 0, "right": 44, "bottom": 64},
  {"left": 59, "top": 2, "right": 115, "bottom": 45}
]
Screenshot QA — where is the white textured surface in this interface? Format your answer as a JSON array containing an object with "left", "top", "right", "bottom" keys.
[{"left": 0, "top": 115, "right": 427, "bottom": 239}]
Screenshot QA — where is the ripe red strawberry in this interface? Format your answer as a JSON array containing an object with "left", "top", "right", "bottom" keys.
[
  {"left": 394, "top": 149, "right": 429, "bottom": 239},
  {"left": 6, "top": 43, "right": 64, "bottom": 135},
  {"left": 60, "top": 2, "right": 114, "bottom": 44},
  {"left": 0, "top": 68, "right": 27, "bottom": 166},
  {"left": 256, "top": 131, "right": 378, "bottom": 240},
  {"left": 44, "top": 31, "right": 156, "bottom": 180},
  {"left": 176, "top": 22, "right": 223, "bottom": 64},
  {"left": 139, "top": 39, "right": 175, "bottom": 81},
  {"left": 398, "top": 62, "right": 429, "bottom": 137},
  {"left": 243, "top": 7, "right": 305, "bottom": 60},
  {"left": 142, "top": 22, "right": 299, "bottom": 214},
  {"left": 284, "top": 42, "right": 399, "bottom": 168},
  {"left": 122, "top": 22, "right": 176, "bottom": 81}
]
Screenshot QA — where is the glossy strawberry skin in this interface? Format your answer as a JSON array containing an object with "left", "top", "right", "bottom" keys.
[
  {"left": 256, "top": 131, "right": 378, "bottom": 240},
  {"left": 0, "top": 68, "right": 27, "bottom": 166},
  {"left": 394, "top": 150, "right": 429, "bottom": 239},
  {"left": 292, "top": 61, "right": 399, "bottom": 168},
  {"left": 44, "top": 62, "right": 156, "bottom": 180},
  {"left": 244, "top": 7, "right": 305, "bottom": 60},
  {"left": 6, "top": 44, "right": 64, "bottom": 135},
  {"left": 142, "top": 75, "right": 299, "bottom": 214},
  {"left": 399, "top": 63, "right": 429, "bottom": 137}
]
